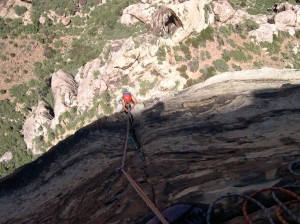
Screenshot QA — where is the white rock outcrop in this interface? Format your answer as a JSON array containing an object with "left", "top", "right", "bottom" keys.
[
  {"left": 51, "top": 70, "right": 77, "bottom": 127},
  {"left": 75, "top": 59, "right": 106, "bottom": 112},
  {"left": 275, "top": 10, "right": 297, "bottom": 28},
  {"left": 249, "top": 23, "right": 278, "bottom": 42},
  {"left": 120, "top": 3, "right": 155, "bottom": 26},
  {"left": 121, "top": 0, "right": 212, "bottom": 43},
  {"left": 212, "top": 0, "right": 235, "bottom": 22},
  {"left": 0, "top": 152, "right": 13, "bottom": 163},
  {"left": 23, "top": 101, "right": 53, "bottom": 154}
]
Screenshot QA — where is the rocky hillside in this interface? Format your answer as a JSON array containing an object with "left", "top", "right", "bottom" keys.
[
  {"left": 1, "top": 0, "right": 300, "bottom": 191},
  {"left": 0, "top": 68, "right": 300, "bottom": 223}
]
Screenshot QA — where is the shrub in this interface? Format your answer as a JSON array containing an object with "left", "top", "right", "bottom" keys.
[
  {"left": 176, "top": 65, "right": 188, "bottom": 79},
  {"left": 0, "top": 55, "right": 7, "bottom": 61},
  {"left": 260, "top": 41, "right": 281, "bottom": 55},
  {"left": 99, "top": 91, "right": 113, "bottom": 114},
  {"left": 174, "top": 54, "right": 183, "bottom": 62},
  {"left": 0, "top": 89, "right": 6, "bottom": 94},
  {"left": 213, "top": 59, "right": 229, "bottom": 72},
  {"left": 139, "top": 79, "right": 158, "bottom": 96},
  {"left": 43, "top": 46, "right": 56, "bottom": 59},
  {"left": 243, "top": 42, "right": 261, "bottom": 54},
  {"left": 232, "top": 64, "right": 242, "bottom": 71},
  {"left": 180, "top": 44, "right": 191, "bottom": 60},
  {"left": 296, "top": 30, "right": 300, "bottom": 39},
  {"left": 223, "top": 49, "right": 252, "bottom": 62},
  {"left": 219, "top": 26, "right": 232, "bottom": 37},
  {"left": 156, "top": 45, "right": 166, "bottom": 61},
  {"left": 14, "top": 6, "right": 28, "bottom": 16}
]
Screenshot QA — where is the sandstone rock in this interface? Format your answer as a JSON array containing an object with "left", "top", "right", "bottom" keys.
[
  {"left": 274, "top": 2, "right": 295, "bottom": 13},
  {"left": 51, "top": 70, "right": 77, "bottom": 127},
  {"left": 212, "top": 0, "right": 235, "bottom": 22},
  {"left": 121, "top": 3, "right": 155, "bottom": 26},
  {"left": 248, "top": 23, "right": 277, "bottom": 42},
  {"left": 39, "top": 16, "right": 46, "bottom": 25},
  {"left": 23, "top": 101, "right": 53, "bottom": 154},
  {"left": 0, "top": 152, "right": 13, "bottom": 163},
  {"left": 274, "top": 10, "right": 296, "bottom": 28},
  {"left": 0, "top": 0, "right": 32, "bottom": 23},
  {"left": 296, "top": 9, "right": 300, "bottom": 26},
  {"left": 167, "top": 0, "right": 211, "bottom": 43},
  {"left": 61, "top": 17, "right": 71, "bottom": 26},
  {"left": 2, "top": 68, "right": 300, "bottom": 224},
  {"left": 75, "top": 59, "right": 106, "bottom": 112},
  {"left": 151, "top": 6, "right": 183, "bottom": 38},
  {"left": 226, "top": 9, "right": 251, "bottom": 24}
]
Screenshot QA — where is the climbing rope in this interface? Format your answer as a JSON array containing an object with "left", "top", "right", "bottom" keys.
[
  {"left": 272, "top": 185, "right": 300, "bottom": 224},
  {"left": 119, "top": 111, "right": 169, "bottom": 224},
  {"left": 289, "top": 160, "right": 300, "bottom": 177},
  {"left": 275, "top": 200, "right": 300, "bottom": 224},
  {"left": 243, "top": 187, "right": 300, "bottom": 224},
  {"left": 206, "top": 193, "right": 275, "bottom": 224}
]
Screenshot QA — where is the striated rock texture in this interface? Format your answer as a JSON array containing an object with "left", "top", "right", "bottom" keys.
[
  {"left": 51, "top": 70, "right": 77, "bottom": 127},
  {"left": 22, "top": 101, "right": 53, "bottom": 155},
  {"left": 2, "top": 68, "right": 300, "bottom": 223}
]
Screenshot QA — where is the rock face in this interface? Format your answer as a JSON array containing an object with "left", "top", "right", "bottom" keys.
[
  {"left": 75, "top": 59, "right": 106, "bottom": 112},
  {"left": 3, "top": 68, "right": 300, "bottom": 223},
  {"left": 121, "top": 0, "right": 212, "bottom": 43},
  {"left": 212, "top": 0, "right": 235, "bottom": 22},
  {"left": 120, "top": 3, "right": 155, "bottom": 26},
  {"left": 274, "top": 10, "right": 297, "bottom": 28},
  {"left": 248, "top": 23, "right": 278, "bottom": 42},
  {"left": 51, "top": 70, "right": 77, "bottom": 127},
  {"left": 22, "top": 101, "right": 53, "bottom": 154}
]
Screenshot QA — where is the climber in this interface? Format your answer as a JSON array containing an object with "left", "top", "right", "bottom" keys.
[{"left": 122, "top": 91, "right": 138, "bottom": 113}]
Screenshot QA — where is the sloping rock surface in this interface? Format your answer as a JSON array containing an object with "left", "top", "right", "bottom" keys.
[
  {"left": 1, "top": 68, "right": 300, "bottom": 223},
  {"left": 51, "top": 70, "right": 77, "bottom": 127},
  {"left": 22, "top": 100, "right": 53, "bottom": 155}
]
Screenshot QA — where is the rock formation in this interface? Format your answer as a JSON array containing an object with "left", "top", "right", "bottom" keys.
[
  {"left": 121, "top": 0, "right": 212, "bottom": 43},
  {"left": 0, "top": 152, "right": 13, "bottom": 163},
  {"left": 22, "top": 101, "right": 53, "bottom": 155},
  {"left": 3, "top": 68, "right": 300, "bottom": 223},
  {"left": 0, "top": 0, "right": 32, "bottom": 24},
  {"left": 51, "top": 70, "right": 77, "bottom": 127},
  {"left": 212, "top": 0, "right": 235, "bottom": 22},
  {"left": 75, "top": 58, "right": 107, "bottom": 112}
]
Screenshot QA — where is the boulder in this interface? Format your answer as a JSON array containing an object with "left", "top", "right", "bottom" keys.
[
  {"left": 120, "top": 3, "right": 155, "bottom": 26},
  {"left": 0, "top": 152, "right": 13, "bottom": 163},
  {"left": 61, "top": 17, "right": 71, "bottom": 26},
  {"left": 226, "top": 9, "right": 251, "bottom": 24},
  {"left": 248, "top": 23, "right": 277, "bottom": 42},
  {"left": 167, "top": 0, "right": 211, "bottom": 42},
  {"left": 212, "top": 0, "right": 235, "bottom": 22},
  {"left": 51, "top": 70, "right": 77, "bottom": 127},
  {"left": 274, "top": 10, "right": 297, "bottom": 28},
  {"left": 23, "top": 101, "right": 53, "bottom": 154}
]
